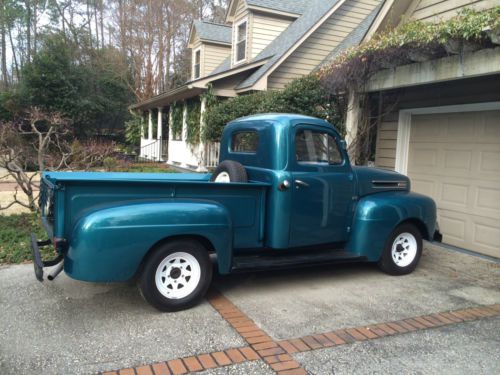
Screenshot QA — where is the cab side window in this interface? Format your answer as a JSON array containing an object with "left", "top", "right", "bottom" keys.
[{"left": 295, "top": 129, "right": 342, "bottom": 165}]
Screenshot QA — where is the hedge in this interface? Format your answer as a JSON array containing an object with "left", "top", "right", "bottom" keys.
[{"left": 203, "top": 75, "right": 340, "bottom": 142}]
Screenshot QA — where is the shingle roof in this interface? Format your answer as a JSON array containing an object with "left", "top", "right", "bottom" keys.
[
  {"left": 192, "top": 20, "right": 231, "bottom": 45},
  {"left": 236, "top": 0, "right": 340, "bottom": 89},
  {"left": 246, "top": 0, "right": 309, "bottom": 15}
]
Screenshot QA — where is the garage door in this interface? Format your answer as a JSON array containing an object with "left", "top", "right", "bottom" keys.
[{"left": 407, "top": 110, "right": 500, "bottom": 258}]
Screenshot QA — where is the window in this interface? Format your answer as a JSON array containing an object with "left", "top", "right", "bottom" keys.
[
  {"left": 235, "top": 20, "right": 247, "bottom": 63},
  {"left": 231, "top": 131, "right": 258, "bottom": 153},
  {"left": 193, "top": 49, "right": 201, "bottom": 79},
  {"left": 295, "top": 129, "right": 342, "bottom": 165}
]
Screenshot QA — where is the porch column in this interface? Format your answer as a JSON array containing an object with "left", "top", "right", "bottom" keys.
[
  {"left": 148, "top": 109, "right": 153, "bottom": 140},
  {"left": 182, "top": 102, "right": 188, "bottom": 141},
  {"left": 199, "top": 96, "right": 206, "bottom": 144},
  {"left": 157, "top": 107, "right": 163, "bottom": 140},
  {"left": 196, "top": 96, "right": 208, "bottom": 172},
  {"left": 140, "top": 112, "right": 145, "bottom": 138},
  {"left": 168, "top": 106, "right": 173, "bottom": 139},
  {"left": 345, "top": 89, "right": 360, "bottom": 164}
]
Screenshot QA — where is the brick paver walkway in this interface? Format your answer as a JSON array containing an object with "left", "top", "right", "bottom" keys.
[{"left": 101, "top": 291, "right": 500, "bottom": 375}]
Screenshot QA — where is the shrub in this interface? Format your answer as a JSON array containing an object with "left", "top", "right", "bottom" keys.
[{"left": 203, "top": 75, "right": 340, "bottom": 142}]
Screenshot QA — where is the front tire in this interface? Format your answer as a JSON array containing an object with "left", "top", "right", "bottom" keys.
[
  {"left": 378, "top": 223, "right": 422, "bottom": 275},
  {"left": 138, "top": 239, "right": 213, "bottom": 312}
]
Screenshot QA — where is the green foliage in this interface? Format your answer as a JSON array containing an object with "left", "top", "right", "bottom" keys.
[
  {"left": 203, "top": 75, "right": 340, "bottom": 142},
  {"left": 115, "top": 163, "right": 178, "bottom": 173},
  {"left": 171, "top": 102, "right": 183, "bottom": 140},
  {"left": 186, "top": 99, "right": 201, "bottom": 145},
  {"left": 125, "top": 115, "right": 144, "bottom": 145},
  {"left": 0, "top": 214, "right": 56, "bottom": 264},
  {"left": 0, "top": 89, "right": 23, "bottom": 121},
  {"left": 19, "top": 33, "right": 134, "bottom": 137},
  {"left": 320, "top": 7, "right": 500, "bottom": 94}
]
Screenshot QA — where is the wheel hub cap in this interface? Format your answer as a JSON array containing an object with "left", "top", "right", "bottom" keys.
[
  {"left": 155, "top": 252, "right": 202, "bottom": 300},
  {"left": 391, "top": 232, "right": 418, "bottom": 268}
]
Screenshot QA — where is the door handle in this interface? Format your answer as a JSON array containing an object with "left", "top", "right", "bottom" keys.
[{"left": 295, "top": 180, "right": 309, "bottom": 188}]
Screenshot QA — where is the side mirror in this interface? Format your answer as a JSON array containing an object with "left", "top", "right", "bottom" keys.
[{"left": 339, "top": 140, "right": 347, "bottom": 150}]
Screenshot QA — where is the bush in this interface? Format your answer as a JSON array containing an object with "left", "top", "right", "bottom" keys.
[{"left": 203, "top": 75, "right": 340, "bottom": 142}]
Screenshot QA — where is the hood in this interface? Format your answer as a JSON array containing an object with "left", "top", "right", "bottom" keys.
[{"left": 353, "top": 166, "right": 410, "bottom": 198}]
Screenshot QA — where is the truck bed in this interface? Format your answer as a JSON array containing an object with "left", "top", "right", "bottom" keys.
[{"left": 41, "top": 172, "right": 270, "bottom": 250}]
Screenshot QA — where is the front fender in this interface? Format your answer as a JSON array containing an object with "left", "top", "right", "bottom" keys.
[
  {"left": 64, "top": 199, "right": 232, "bottom": 282},
  {"left": 346, "top": 191, "right": 436, "bottom": 261}
]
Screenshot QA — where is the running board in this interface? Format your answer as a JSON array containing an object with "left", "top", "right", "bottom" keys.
[{"left": 231, "top": 249, "right": 366, "bottom": 272}]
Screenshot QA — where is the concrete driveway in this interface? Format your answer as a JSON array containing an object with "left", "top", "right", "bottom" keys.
[{"left": 0, "top": 243, "right": 499, "bottom": 375}]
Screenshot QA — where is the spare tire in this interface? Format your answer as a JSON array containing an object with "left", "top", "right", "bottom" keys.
[{"left": 210, "top": 160, "right": 248, "bottom": 183}]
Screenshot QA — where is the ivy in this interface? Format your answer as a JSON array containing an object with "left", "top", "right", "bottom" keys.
[
  {"left": 171, "top": 102, "right": 183, "bottom": 140},
  {"left": 186, "top": 99, "right": 201, "bottom": 145},
  {"left": 319, "top": 7, "right": 500, "bottom": 95}
]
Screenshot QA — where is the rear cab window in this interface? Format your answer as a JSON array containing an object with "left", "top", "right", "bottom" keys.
[{"left": 231, "top": 131, "right": 259, "bottom": 153}]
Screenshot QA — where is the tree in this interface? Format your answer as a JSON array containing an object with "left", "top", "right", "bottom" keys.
[{"left": 0, "top": 107, "right": 115, "bottom": 212}]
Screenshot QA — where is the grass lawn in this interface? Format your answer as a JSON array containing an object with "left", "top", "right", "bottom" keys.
[
  {"left": 114, "top": 163, "right": 178, "bottom": 173},
  {"left": 0, "top": 214, "right": 56, "bottom": 264}
]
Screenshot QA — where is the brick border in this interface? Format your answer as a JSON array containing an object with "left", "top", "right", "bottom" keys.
[
  {"left": 274, "top": 304, "right": 500, "bottom": 356},
  {"left": 101, "top": 302, "right": 500, "bottom": 375}
]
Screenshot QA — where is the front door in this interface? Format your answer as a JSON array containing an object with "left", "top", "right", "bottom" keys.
[{"left": 289, "top": 125, "right": 355, "bottom": 248}]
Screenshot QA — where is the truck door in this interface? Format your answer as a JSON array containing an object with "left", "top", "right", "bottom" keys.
[{"left": 289, "top": 125, "right": 355, "bottom": 247}]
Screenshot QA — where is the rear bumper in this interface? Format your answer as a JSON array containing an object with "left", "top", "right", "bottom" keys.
[{"left": 30, "top": 234, "right": 63, "bottom": 281}]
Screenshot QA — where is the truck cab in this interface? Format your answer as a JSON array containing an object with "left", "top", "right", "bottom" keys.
[{"left": 31, "top": 114, "right": 440, "bottom": 311}]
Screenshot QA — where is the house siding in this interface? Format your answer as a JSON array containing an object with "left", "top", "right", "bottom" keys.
[
  {"left": 267, "top": 0, "right": 383, "bottom": 90},
  {"left": 251, "top": 13, "right": 293, "bottom": 59},
  {"left": 374, "top": 75, "right": 500, "bottom": 169},
  {"left": 204, "top": 43, "right": 231, "bottom": 75},
  {"left": 409, "top": 0, "right": 496, "bottom": 22}
]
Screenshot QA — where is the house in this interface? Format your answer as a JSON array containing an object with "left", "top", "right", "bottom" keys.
[
  {"left": 343, "top": 0, "right": 500, "bottom": 258},
  {"left": 130, "top": 0, "right": 386, "bottom": 170},
  {"left": 131, "top": 0, "right": 499, "bottom": 259}
]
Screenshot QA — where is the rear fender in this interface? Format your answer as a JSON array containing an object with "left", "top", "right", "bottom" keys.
[
  {"left": 346, "top": 191, "right": 437, "bottom": 261},
  {"left": 65, "top": 199, "right": 232, "bottom": 282}
]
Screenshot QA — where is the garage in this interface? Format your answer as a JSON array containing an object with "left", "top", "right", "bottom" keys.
[{"left": 406, "top": 109, "right": 500, "bottom": 258}]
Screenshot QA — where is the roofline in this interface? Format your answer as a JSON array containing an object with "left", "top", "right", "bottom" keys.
[
  {"left": 189, "top": 57, "right": 270, "bottom": 87},
  {"left": 129, "top": 84, "right": 204, "bottom": 111},
  {"left": 198, "top": 38, "right": 231, "bottom": 46},
  {"left": 238, "top": 0, "right": 348, "bottom": 90},
  {"left": 362, "top": 0, "right": 414, "bottom": 42},
  {"left": 247, "top": 5, "right": 301, "bottom": 19}
]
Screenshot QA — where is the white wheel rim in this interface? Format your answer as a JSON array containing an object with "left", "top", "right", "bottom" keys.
[
  {"left": 391, "top": 232, "right": 418, "bottom": 267},
  {"left": 155, "top": 252, "right": 201, "bottom": 299},
  {"left": 214, "top": 171, "right": 231, "bottom": 183}
]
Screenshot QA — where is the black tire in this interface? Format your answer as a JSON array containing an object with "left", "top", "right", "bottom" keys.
[
  {"left": 138, "top": 239, "right": 213, "bottom": 312},
  {"left": 210, "top": 160, "right": 248, "bottom": 183},
  {"left": 377, "top": 223, "right": 423, "bottom": 276}
]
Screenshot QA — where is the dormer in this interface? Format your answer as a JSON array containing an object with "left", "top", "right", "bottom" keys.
[
  {"left": 226, "top": 0, "right": 303, "bottom": 67},
  {"left": 188, "top": 21, "right": 232, "bottom": 80}
]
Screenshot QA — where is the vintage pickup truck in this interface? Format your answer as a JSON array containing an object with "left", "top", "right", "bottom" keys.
[{"left": 32, "top": 114, "right": 441, "bottom": 311}]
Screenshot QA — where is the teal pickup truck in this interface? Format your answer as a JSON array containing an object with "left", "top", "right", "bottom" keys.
[{"left": 32, "top": 114, "right": 441, "bottom": 311}]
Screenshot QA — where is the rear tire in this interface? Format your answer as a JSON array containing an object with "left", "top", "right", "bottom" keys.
[
  {"left": 138, "top": 239, "right": 212, "bottom": 312},
  {"left": 210, "top": 160, "right": 248, "bottom": 183},
  {"left": 378, "top": 223, "right": 422, "bottom": 276}
]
